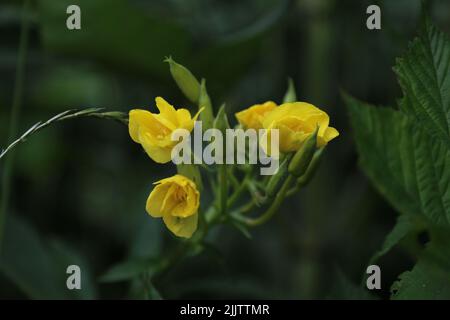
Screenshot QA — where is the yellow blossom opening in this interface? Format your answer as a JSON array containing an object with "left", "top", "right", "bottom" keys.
[{"left": 146, "top": 174, "right": 200, "bottom": 238}]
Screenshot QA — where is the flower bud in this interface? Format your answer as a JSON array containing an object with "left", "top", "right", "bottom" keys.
[
  {"left": 213, "top": 104, "right": 231, "bottom": 132},
  {"left": 165, "top": 56, "right": 200, "bottom": 103},
  {"left": 288, "top": 127, "right": 318, "bottom": 177},
  {"left": 266, "top": 156, "right": 289, "bottom": 198},
  {"left": 296, "top": 147, "right": 324, "bottom": 186},
  {"left": 282, "top": 78, "right": 297, "bottom": 103}
]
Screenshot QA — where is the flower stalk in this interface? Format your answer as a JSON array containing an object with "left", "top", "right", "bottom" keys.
[{"left": 234, "top": 174, "right": 296, "bottom": 227}]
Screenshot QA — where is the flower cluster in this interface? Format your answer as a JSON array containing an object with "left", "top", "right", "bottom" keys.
[{"left": 128, "top": 58, "right": 339, "bottom": 239}]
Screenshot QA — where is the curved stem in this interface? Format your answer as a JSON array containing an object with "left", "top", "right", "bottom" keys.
[
  {"left": 237, "top": 200, "right": 256, "bottom": 215},
  {"left": 235, "top": 174, "right": 295, "bottom": 227},
  {"left": 0, "top": 109, "right": 127, "bottom": 161},
  {"left": 152, "top": 205, "right": 216, "bottom": 284},
  {"left": 286, "top": 177, "right": 307, "bottom": 197},
  {"left": 227, "top": 168, "right": 253, "bottom": 208},
  {"left": 0, "top": 0, "right": 31, "bottom": 251}
]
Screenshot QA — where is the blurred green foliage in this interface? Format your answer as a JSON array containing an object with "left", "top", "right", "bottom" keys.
[
  {"left": 0, "top": 0, "right": 450, "bottom": 299},
  {"left": 346, "top": 16, "right": 450, "bottom": 298}
]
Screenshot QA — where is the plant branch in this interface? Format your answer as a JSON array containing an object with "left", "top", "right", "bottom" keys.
[{"left": 233, "top": 174, "right": 295, "bottom": 227}]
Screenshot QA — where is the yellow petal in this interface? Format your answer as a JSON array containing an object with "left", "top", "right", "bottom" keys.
[
  {"left": 139, "top": 132, "right": 173, "bottom": 163},
  {"left": 163, "top": 212, "right": 198, "bottom": 238},
  {"left": 155, "top": 97, "right": 178, "bottom": 126},
  {"left": 128, "top": 109, "right": 154, "bottom": 143},
  {"left": 176, "top": 108, "right": 194, "bottom": 131},
  {"left": 171, "top": 185, "right": 199, "bottom": 217},
  {"left": 236, "top": 101, "right": 277, "bottom": 129},
  {"left": 192, "top": 107, "right": 204, "bottom": 122},
  {"left": 264, "top": 102, "right": 328, "bottom": 128},
  {"left": 320, "top": 126, "right": 340, "bottom": 147},
  {"left": 160, "top": 184, "right": 179, "bottom": 215},
  {"left": 146, "top": 184, "right": 171, "bottom": 217}
]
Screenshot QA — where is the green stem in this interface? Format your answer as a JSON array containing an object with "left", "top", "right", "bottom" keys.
[
  {"left": 235, "top": 175, "right": 295, "bottom": 227},
  {"left": 227, "top": 169, "right": 252, "bottom": 208},
  {"left": 217, "top": 164, "right": 227, "bottom": 215},
  {"left": 237, "top": 200, "right": 256, "bottom": 215},
  {"left": 0, "top": 0, "right": 31, "bottom": 251},
  {"left": 229, "top": 167, "right": 240, "bottom": 190},
  {"left": 152, "top": 205, "right": 217, "bottom": 285},
  {"left": 286, "top": 177, "right": 307, "bottom": 197}
]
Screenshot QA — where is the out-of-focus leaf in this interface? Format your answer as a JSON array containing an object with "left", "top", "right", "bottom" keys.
[
  {"left": 99, "top": 258, "right": 156, "bottom": 283},
  {"left": 345, "top": 17, "right": 450, "bottom": 301},
  {"left": 215, "top": 0, "right": 289, "bottom": 45},
  {"left": 0, "top": 215, "right": 67, "bottom": 299},
  {"left": 327, "top": 269, "right": 377, "bottom": 300},
  {"left": 37, "top": 0, "right": 189, "bottom": 77},
  {"left": 391, "top": 241, "right": 450, "bottom": 299},
  {"left": 128, "top": 215, "right": 162, "bottom": 259},
  {"left": 167, "top": 276, "right": 279, "bottom": 299},
  {"left": 37, "top": 0, "right": 288, "bottom": 96},
  {"left": 48, "top": 240, "right": 98, "bottom": 299},
  {"left": 369, "top": 215, "right": 418, "bottom": 265},
  {"left": 32, "top": 66, "right": 117, "bottom": 109},
  {"left": 230, "top": 220, "right": 252, "bottom": 239},
  {"left": 128, "top": 276, "right": 163, "bottom": 300}
]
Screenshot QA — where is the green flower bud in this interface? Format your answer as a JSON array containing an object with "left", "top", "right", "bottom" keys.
[
  {"left": 288, "top": 127, "right": 318, "bottom": 177},
  {"left": 296, "top": 147, "right": 324, "bottom": 187},
  {"left": 266, "top": 155, "right": 289, "bottom": 198},
  {"left": 199, "top": 79, "right": 214, "bottom": 130},
  {"left": 213, "top": 104, "right": 231, "bottom": 132},
  {"left": 282, "top": 78, "right": 297, "bottom": 103},
  {"left": 165, "top": 56, "right": 200, "bottom": 103}
]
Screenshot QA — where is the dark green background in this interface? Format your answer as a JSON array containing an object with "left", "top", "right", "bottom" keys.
[{"left": 0, "top": 0, "right": 449, "bottom": 299}]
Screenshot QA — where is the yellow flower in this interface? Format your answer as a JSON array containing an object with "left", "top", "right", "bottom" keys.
[
  {"left": 263, "top": 102, "right": 339, "bottom": 152},
  {"left": 129, "top": 97, "right": 200, "bottom": 163},
  {"left": 146, "top": 174, "right": 200, "bottom": 238},
  {"left": 235, "top": 101, "right": 277, "bottom": 129}
]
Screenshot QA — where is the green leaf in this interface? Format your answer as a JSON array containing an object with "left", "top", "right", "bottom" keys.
[
  {"left": 369, "top": 215, "right": 418, "bottom": 265},
  {"left": 0, "top": 216, "right": 72, "bottom": 299},
  {"left": 345, "top": 95, "right": 450, "bottom": 228},
  {"left": 48, "top": 240, "right": 98, "bottom": 299},
  {"left": 99, "top": 258, "right": 155, "bottom": 283},
  {"left": 128, "top": 215, "right": 162, "bottom": 259},
  {"left": 37, "top": 0, "right": 189, "bottom": 77},
  {"left": 394, "top": 17, "right": 450, "bottom": 146},
  {"left": 326, "top": 269, "right": 377, "bottom": 300},
  {"left": 391, "top": 241, "right": 450, "bottom": 299},
  {"left": 346, "top": 17, "right": 450, "bottom": 301}
]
